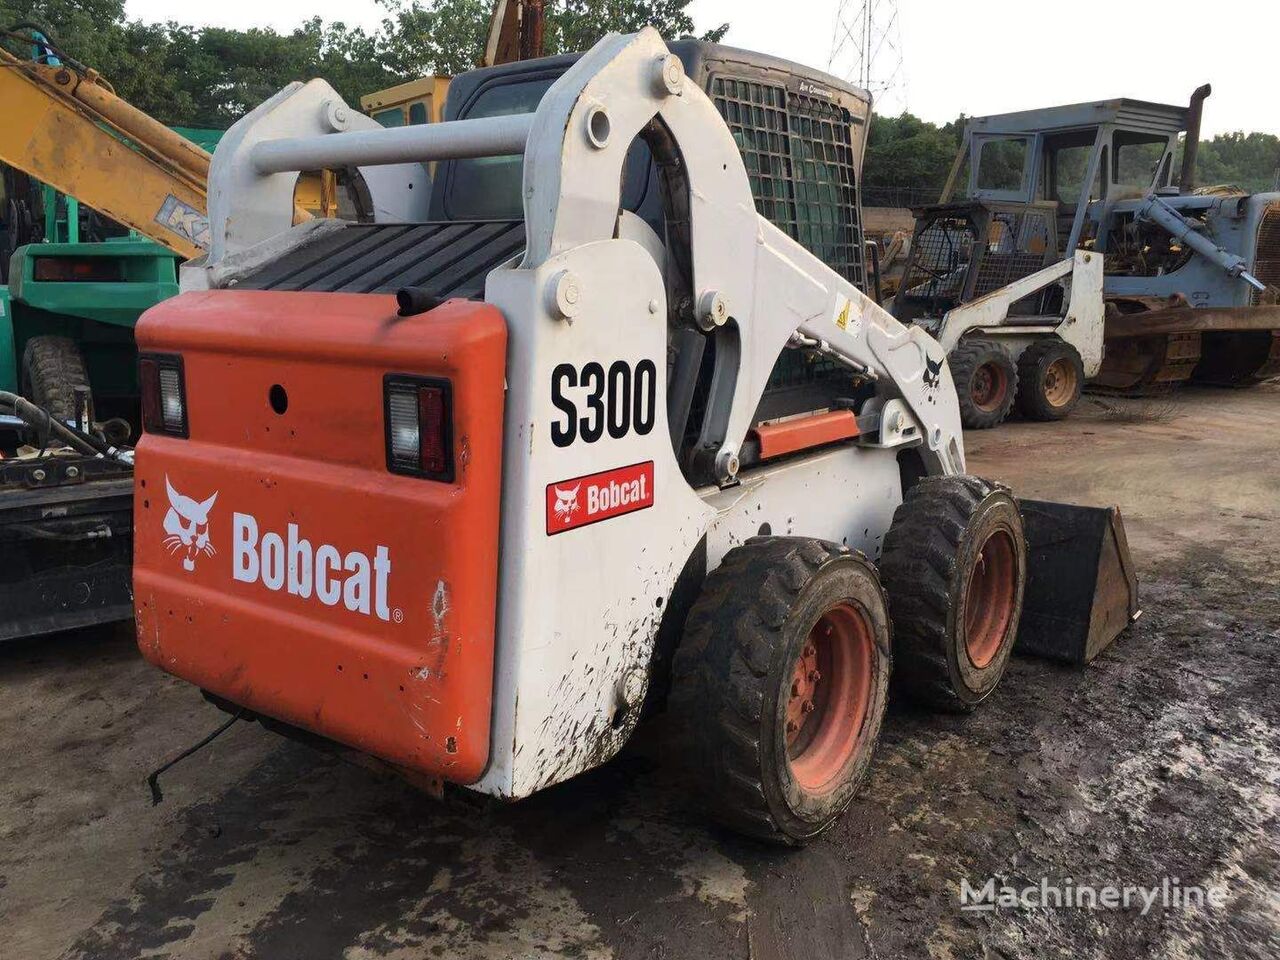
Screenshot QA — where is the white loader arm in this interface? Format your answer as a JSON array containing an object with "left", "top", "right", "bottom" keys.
[
  {"left": 935, "top": 251, "right": 1105, "bottom": 377},
  {"left": 520, "top": 29, "right": 963, "bottom": 477}
]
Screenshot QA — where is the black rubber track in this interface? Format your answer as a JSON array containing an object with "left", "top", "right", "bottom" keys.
[
  {"left": 1191, "top": 331, "right": 1279, "bottom": 387},
  {"left": 949, "top": 339, "right": 1018, "bottom": 430},
  {"left": 21, "top": 335, "right": 92, "bottom": 424},
  {"left": 878, "top": 475, "right": 1026, "bottom": 712},
  {"left": 668, "top": 537, "right": 891, "bottom": 845},
  {"left": 1016, "top": 337, "right": 1085, "bottom": 421}
]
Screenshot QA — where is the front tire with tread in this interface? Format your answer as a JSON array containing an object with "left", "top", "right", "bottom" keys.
[
  {"left": 878, "top": 475, "right": 1026, "bottom": 712},
  {"left": 1016, "top": 338, "right": 1084, "bottom": 421}
]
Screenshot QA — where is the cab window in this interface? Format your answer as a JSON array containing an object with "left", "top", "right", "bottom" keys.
[
  {"left": 445, "top": 76, "right": 652, "bottom": 220},
  {"left": 976, "top": 137, "right": 1028, "bottom": 193}
]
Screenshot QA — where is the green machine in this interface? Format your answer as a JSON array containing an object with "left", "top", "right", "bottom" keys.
[{"left": 0, "top": 125, "right": 222, "bottom": 433}]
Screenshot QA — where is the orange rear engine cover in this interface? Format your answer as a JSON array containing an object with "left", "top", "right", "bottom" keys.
[{"left": 133, "top": 291, "right": 506, "bottom": 784}]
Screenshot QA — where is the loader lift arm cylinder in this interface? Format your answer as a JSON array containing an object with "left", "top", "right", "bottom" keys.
[{"left": 1137, "top": 194, "right": 1266, "bottom": 292}]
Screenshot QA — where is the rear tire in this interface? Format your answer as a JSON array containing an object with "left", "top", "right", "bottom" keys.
[
  {"left": 21, "top": 335, "right": 91, "bottom": 424},
  {"left": 949, "top": 339, "right": 1017, "bottom": 430},
  {"left": 878, "top": 475, "right": 1026, "bottom": 712},
  {"left": 1016, "top": 338, "right": 1084, "bottom": 421},
  {"left": 669, "top": 537, "right": 891, "bottom": 845}
]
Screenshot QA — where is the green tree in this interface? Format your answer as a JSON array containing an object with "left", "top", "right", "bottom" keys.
[
  {"left": 862, "top": 112, "right": 964, "bottom": 201},
  {"left": 3, "top": 0, "right": 729, "bottom": 127},
  {"left": 1195, "top": 131, "right": 1280, "bottom": 193},
  {"left": 380, "top": 0, "right": 727, "bottom": 79}
]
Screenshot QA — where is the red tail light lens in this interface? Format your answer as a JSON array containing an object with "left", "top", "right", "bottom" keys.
[
  {"left": 384, "top": 376, "right": 453, "bottom": 482},
  {"left": 138, "top": 353, "right": 189, "bottom": 437},
  {"left": 418, "top": 386, "right": 448, "bottom": 476},
  {"left": 33, "top": 257, "right": 124, "bottom": 282}
]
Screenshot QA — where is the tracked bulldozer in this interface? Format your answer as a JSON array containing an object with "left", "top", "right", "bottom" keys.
[
  {"left": 132, "top": 31, "right": 1136, "bottom": 843},
  {"left": 892, "top": 87, "right": 1278, "bottom": 427}
]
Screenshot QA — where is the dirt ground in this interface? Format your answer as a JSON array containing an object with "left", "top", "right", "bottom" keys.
[{"left": 2, "top": 384, "right": 1278, "bottom": 960}]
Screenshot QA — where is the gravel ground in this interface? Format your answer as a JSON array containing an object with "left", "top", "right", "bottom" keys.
[{"left": 2, "top": 383, "right": 1277, "bottom": 960}]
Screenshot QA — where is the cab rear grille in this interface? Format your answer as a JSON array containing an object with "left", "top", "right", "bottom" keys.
[
  {"left": 710, "top": 75, "right": 866, "bottom": 293},
  {"left": 1253, "top": 203, "right": 1280, "bottom": 305}
]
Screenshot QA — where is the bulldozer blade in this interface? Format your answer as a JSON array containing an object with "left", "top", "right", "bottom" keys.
[{"left": 1014, "top": 500, "right": 1140, "bottom": 665}]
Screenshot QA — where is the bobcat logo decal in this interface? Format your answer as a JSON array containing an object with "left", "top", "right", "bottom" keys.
[
  {"left": 923, "top": 355, "right": 943, "bottom": 390},
  {"left": 163, "top": 476, "right": 218, "bottom": 572},
  {"left": 552, "top": 484, "right": 581, "bottom": 524}
]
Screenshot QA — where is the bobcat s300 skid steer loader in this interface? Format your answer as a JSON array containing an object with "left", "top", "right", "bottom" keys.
[{"left": 131, "top": 31, "right": 1134, "bottom": 843}]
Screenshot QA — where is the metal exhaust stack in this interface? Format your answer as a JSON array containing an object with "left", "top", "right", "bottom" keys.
[
  {"left": 1014, "top": 501, "right": 1141, "bottom": 664},
  {"left": 1179, "top": 84, "right": 1212, "bottom": 194}
]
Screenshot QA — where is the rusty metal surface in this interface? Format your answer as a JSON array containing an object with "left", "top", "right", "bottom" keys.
[
  {"left": 1103, "top": 304, "right": 1280, "bottom": 339},
  {"left": 1250, "top": 202, "right": 1280, "bottom": 305},
  {"left": 1092, "top": 331, "right": 1202, "bottom": 394},
  {"left": 1095, "top": 299, "right": 1280, "bottom": 394}
]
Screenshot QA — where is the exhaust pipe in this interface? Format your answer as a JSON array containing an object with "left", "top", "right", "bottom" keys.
[{"left": 1178, "top": 84, "right": 1212, "bottom": 194}]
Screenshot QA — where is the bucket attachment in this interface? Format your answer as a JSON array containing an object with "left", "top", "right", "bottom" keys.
[{"left": 1014, "top": 500, "right": 1140, "bottom": 664}]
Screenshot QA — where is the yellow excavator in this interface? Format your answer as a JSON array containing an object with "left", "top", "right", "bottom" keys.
[
  {"left": 0, "top": 38, "right": 215, "bottom": 260},
  {"left": 1, "top": 0, "right": 542, "bottom": 259},
  {"left": 0, "top": 35, "right": 351, "bottom": 262}
]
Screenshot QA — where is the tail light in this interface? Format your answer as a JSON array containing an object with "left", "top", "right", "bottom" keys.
[
  {"left": 33, "top": 257, "right": 124, "bottom": 282},
  {"left": 139, "top": 353, "right": 189, "bottom": 437},
  {"left": 384, "top": 375, "right": 453, "bottom": 481}
]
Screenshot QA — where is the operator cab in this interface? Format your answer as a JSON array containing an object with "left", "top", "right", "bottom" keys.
[{"left": 235, "top": 42, "right": 879, "bottom": 483}]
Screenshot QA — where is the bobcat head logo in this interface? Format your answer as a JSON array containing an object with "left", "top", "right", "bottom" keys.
[
  {"left": 163, "top": 476, "right": 218, "bottom": 572},
  {"left": 923, "top": 355, "right": 943, "bottom": 390},
  {"left": 552, "top": 484, "right": 580, "bottom": 524}
]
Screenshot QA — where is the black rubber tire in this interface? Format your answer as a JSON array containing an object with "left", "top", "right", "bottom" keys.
[
  {"left": 949, "top": 339, "right": 1018, "bottom": 430},
  {"left": 20, "top": 335, "right": 91, "bottom": 424},
  {"left": 878, "top": 475, "right": 1026, "bottom": 712},
  {"left": 1016, "top": 338, "right": 1085, "bottom": 421},
  {"left": 668, "top": 537, "right": 892, "bottom": 845}
]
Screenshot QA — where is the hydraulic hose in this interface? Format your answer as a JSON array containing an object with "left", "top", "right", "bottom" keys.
[{"left": 0, "top": 391, "right": 131, "bottom": 462}]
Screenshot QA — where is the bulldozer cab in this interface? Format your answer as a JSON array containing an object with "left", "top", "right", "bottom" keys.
[
  {"left": 943, "top": 98, "right": 1187, "bottom": 249},
  {"left": 894, "top": 97, "right": 1188, "bottom": 326}
]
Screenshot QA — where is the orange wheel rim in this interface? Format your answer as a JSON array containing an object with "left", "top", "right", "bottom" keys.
[
  {"left": 970, "top": 362, "right": 1007, "bottom": 412},
  {"left": 1042, "top": 357, "right": 1077, "bottom": 407},
  {"left": 786, "top": 603, "right": 874, "bottom": 795},
  {"left": 963, "top": 530, "right": 1017, "bottom": 669}
]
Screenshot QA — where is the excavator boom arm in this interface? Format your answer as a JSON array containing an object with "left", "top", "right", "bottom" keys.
[{"left": 0, "top": 47, "right": 210, "bottom": 259}]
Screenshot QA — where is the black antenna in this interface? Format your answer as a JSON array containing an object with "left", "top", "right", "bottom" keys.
[{"left": 147, "top": 708, "right": 246, "bottom": 805}]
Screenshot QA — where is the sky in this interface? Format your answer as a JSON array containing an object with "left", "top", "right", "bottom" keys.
[{"left": 123, "top": 0, "right": 1280, "bottom": 136}]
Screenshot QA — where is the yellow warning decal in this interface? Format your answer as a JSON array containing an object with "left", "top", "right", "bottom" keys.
[{"left": 835, "top": 300, "right": 851, "bottom": 330}]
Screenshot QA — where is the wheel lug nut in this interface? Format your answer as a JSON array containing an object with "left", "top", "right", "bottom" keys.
[
  {"left": 804, "top": 645, "right": 816, "bottom": 657},
  {"left": 786, "top": 719, "right": 799, "bottom": 734},
  {"left": 808, "top": 670, "right": 821, "bottom": 683},
  {"left": 802, "top": 700, "right": 815, "bottom": 714}
]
